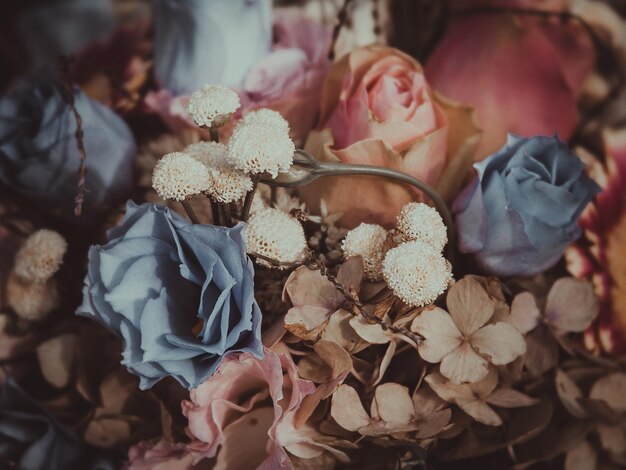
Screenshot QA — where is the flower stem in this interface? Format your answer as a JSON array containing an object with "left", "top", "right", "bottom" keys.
[
  {"left": 220, "top": 202, "right": 232, "bottom": 227},
  {"left": 209, "top": 125, "right": 220, "bottom": 143},
  {"left": 208, "top": 196, "right": 222, "bottom": 226},
  {"left": 181, "top": 200, "right": 200, "bottom": 224},
  {"left": 241, "top": 174, "right": 261, "bottom": 222}
]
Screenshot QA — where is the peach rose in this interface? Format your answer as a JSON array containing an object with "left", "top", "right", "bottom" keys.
[{"left": 300, "top": 45, "right": 480, "bottom": 228}]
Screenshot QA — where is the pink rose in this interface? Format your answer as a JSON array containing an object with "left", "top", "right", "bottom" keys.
[
  {"left": 145, "top": 9, "right": 331, "bottom": 145},
  {"left": 182, "top": 348, "right": 339, "bottom": 469},
  {"left": 425, "top": 1, "right": 595, "bottom": 159},
  {"left": 125, "top": 440, "right": 194, "bottom": 470},
  {"left": 300, "top": 45, "right": 480, "bottom": 227}
]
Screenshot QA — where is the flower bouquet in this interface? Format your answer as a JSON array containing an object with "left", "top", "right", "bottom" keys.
[{"left": 1, "top": 0, "right": 626, "bottom": 469}]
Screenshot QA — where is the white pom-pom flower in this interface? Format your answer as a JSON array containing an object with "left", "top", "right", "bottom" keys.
[
  {"left": 245, "top": 208, "right": 307, "bottom": 269},
  {"left": 382, "top": 240, "right": 452, "bottom": 307},
  {"left": 14, "top": 229, "right": 67, "bottom": 283},
  {"left": 342, "top": 223, "right": 388, "bottom": 281},
  {"left": 241, "top": 108, "right": 290, "bottom": 134},
  {"left": 185, "top": 142, "right": 253, "bottom": 203},
  {"left": 397, "top": 202, "right": 448, "bottom": 252},
  {"left": 7, "top": 272, "right": 59, "bottom": 321},
  {"left": 187, "top": 84, "right": 240, "bottom": 128},
  {"left": 152, "top": 152, "right": 210, "bottom": 201},
  {"left": 227, "top": 119, "right": 295, "bottom": 178}
]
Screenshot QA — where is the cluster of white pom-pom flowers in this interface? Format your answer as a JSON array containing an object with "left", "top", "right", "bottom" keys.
[
  {"left": 342, "top": 202, "right": 452, "bottom": 308},
  {"left": 151, "top": 84, "right": 307, "bottom": 267}
]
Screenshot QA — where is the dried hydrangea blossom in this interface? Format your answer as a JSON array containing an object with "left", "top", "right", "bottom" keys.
[
  {"left": 152, "top": 151, "right": 210, "bottom": 201},
  {"left": 13, "top": 230, "right": 67, "bottom": 283},
  {"left": 411, "top": 277, "right": 526, "bottom": 384},
  {"left": 396, "top": 202, "right": 447, "bottom": 252},
  {"left": 425, "top": 369, "right": 537, "bottom": 426},
  {"left": 186, "top": 84, "right": 240, "bottom": 128},
  {"left": 227, "top": 118, "right": 295, "bottom": 177},
  {"left": 331, "top": 382, "right": 451, "bottom": 437},
  {"left": 342, "top": 223, "right": 387, "bottom": 281},
  {"left": 7, "top": 272, "right": 59, "bottom": 321},
  {"left": 245, "top": 208, "right": 307, "bottom": 268},
  {"left": 185, "top": 141, "right": 253, "bottom": 203},
  {"left": 382, "top": 240, "right": 452, "bottom": 307}
]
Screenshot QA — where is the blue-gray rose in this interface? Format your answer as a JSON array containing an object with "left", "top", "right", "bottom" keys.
[
  {"left": 77, "top": 202, "right": 263, "bottom": 390},
  {"left": 0, "top": 75, "right": 136, "bottom": 220},
  {"left": 453, "top": 135, "right": 601, "bottom": 277},
  {"left": 153, "top": 0, "right": 272, "bottom": 94},
  {"left": 0, "top": 377, "right": 115, "bottom": 470}
]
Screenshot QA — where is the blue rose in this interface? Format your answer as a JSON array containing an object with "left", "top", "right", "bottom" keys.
[
  {"left": 0, "top": 75, "right": 136, "bottom": 221},
  {"left": 0, "top": 377, "right": 115, "bottom": 470},
  {"left": 153, "top": 0, "right": 272, "bottom": 94},
  {"left": 453, "top": 135, "right": 601, "bottom": 277},
  {"left": 77, "top": 202, "right": 263, "bottom": 389}
]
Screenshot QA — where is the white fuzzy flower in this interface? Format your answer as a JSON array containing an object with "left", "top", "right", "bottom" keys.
[
  {"left": 7, "top": 272, "right": 59, "bottom": 321},
  {"left": 342, "top": 223, "right": 388, "bottom": 281},
  {"left": 383, "top": 240, "right": 452, "bottom": 307},
  {"left": 185, "top": 142, "right": 253, "bottom": 203},
  {"left": 245, "top": 208, "right": 307, "bottom": 268},
  {"left": 227, "top": 120, "right": 295, "bottom": 177},
  {"left": 187, "top": 84, "right": 240, "bottom": 128},
  {"left": 152, "top": 152, "right": 210, "bottom": 201},
  {"left": 241, "top": 108, "right": 290, "bottom": 134},
  {"left": 14, "top": 230, "right": 67, "bottom": 283},
  {"left": 397, "top": 202, "right": 447, "bottom": 252}
]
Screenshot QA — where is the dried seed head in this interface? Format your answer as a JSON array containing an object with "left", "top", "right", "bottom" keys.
[
  {"left": 7, "top": 272, "right": 59, "bottom": 321},
  {"left": 342, "top": 223, "right": 388, "bottom": 281},
  {"left": 382, "top": 240, "right": 452, "bottom": 307},
  {"left": 397, "top": 202, "right": 447, "bottom": 252},
  {"left": 185, "top": 142, "right": 253, "bottom": 203},
  {"left": 14, "top": 229, "right": 67, "bottom": 283},
  {"left": 245, "top": 208, "right": 307, "bottom": 269},
  {"left": 152, "top": 151, "right": 210, "bottom": 201},
  {"left": 187, "top": 84, "right": 240, "bottom": 128},
  {"left": 227, "top": 119, "right": 295, "bottom": 177}
]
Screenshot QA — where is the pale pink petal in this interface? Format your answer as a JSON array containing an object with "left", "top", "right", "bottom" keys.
[
  {"left": 446, "top": 277, "right": 495, "bottom": 336},
  {"left": 125, "top": 440, "right": 194, "bottom": 470},
  {"left": 283, "top": 266, "right": 343, "bottom": 310},
  {"left": 331, "top": 385, "right": 371, "bottom": 432},
  {"left": 509, "top": 292, "right": 542, "bottom": 335},
  {"left": 373, "top": 383, "right": 415, "bottom": 425},
  {"left": 440, "top": 342, "right": 490, "bottom": 384},
  {"left": 470, "top": 322, "right": 526, "bottom": 365},
  {"left": 424, "top": 373, "right": 474, "bottom": 403},
  {"left": 590, "top": 373, "right": 626, "bottom": 413},
  {"left": 411, "top": 307, "right": 462, "bottom": 363},
  {"left": 555, "top": 369, "right": 587, "bottom": 419},
  {"left": 596, "top": 424, "right": 626, "bottom": 456},
  {"left": 564, "top": 440, "right": 597, "bottom": 470},
  {"left": 455, "top": 397, "right": 502, "bottom": 426},
  {"left": 546, "top": 278, "right": 599, "bottom": 333},
  {"left": 284, "top": 305, "right": 332, "bottom": 340}
]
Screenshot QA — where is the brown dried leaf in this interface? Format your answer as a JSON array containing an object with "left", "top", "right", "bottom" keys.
[
  {"left": 36, "top": 333, "right": 78, "bottom": 389},
  {"left": 523, "top": 325, "right": 559, "bottom": 376},
  {"left": 555, "top": 369, "right": 588, "bottom": 419},
  {"left": 485, "top": 388, "right": 539, "bottom": 408},
  {"left": 84, "top": 417, "right": 131, "bottom": 448}
]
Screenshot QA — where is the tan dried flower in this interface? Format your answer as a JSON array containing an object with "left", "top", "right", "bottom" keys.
[
  {"left": 396, "top": 202, "right": 447, "bottom": 252},
  {"left": 187, "top": 84, "right": 240, "bottom": 128},
  {"left": 245, "top": 208, "right": 307, "bottom": 268},
  {"left": 342, "top": 223, "right": 387, "bottom": 281},
  {"left": 411, "top": 277, "right": 526, "bottom": 384},
  {"left": 152, "top": 151, "right": 210, "bottom": 201},
  {"left": 7, "top": 272, "right": 59, "bottom": 321},
  {"left": 382, "top": 241, "right": 452, "bottom": 307},
  {"left": 14, "top": 229, "right": 67, "bottom": 283}
]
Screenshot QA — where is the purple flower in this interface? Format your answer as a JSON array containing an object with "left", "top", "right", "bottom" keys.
[
  {"left": 453, "top": 135, "right": 601, "bottom": 277},
  {"left": 77, "top": 202, "right": 263, "bottom": 389}
]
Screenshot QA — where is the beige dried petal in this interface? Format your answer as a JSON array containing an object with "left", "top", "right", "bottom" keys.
[
  {"left": 331, "top": 385, "right": 371, "bottom": 432},
  {"left": 425, "top": 373, "right": 472, "bottom": 403},
  {"left": 524, "top": 325, "right": 559, "bottom": 376},
  {"left": 373, "top": 383, "right": 415, "bottom": 425},
  {"left": 546, "top": 278, "right": 599, "bottom": 333},
  {"left": 446, "top": 277, "right": 495, "bottom": 336},
  {"left": 373, "top": 341, "right": 396, "bottom": 386},
  {"left": 471, "top": 322, "right": 526, "bottom": 365},
  {"left": 590, "top": 373, "right": 626, "bottom": 413},
  {"left": 412, "top": 385, "right": 447, "bottom": 419},
  {"left": 467, "top": 367, "right": 499, "bottom": 399},
  {"left": 284, "top": 305, "right": 332, "bottom": 341},
  {"left": 411, "top": 307, "right": 462, "bottom": 363},
  {"left": 596, "top": 424, "right": 626, "bottom": 456},
  {"left": 564, "top": 439, "right": 597, "bottom": 470},
  {"left": 509, "top": 292, "right": 541, "bottom": 335},
  {"left": 415, "top": 409, "right": 452, "bottom": 439},
  {"left": 320, "top": 309, "right": 367, "bottom": 353},
  {"left": 455, "top": 397, "right": 502, "bottom": 426},
  {"left": 485, "top": 388, "right": 538, "bottom": 408},
  {"left": 555, "top": 369, "right": 588, "bottom": 419},
  {"left": 349, "top": 315, "right": 392, "bottom": 344},
  {"left": 440, "top": 342, "right": 490, "bottom": 384},
  {"left": 36, "top": 333, "right": 77, "bottom": 389},
  {"left": 84, "top": 417, "right": 131, "bottom": 448},
  {"left": 313, "top": 340, "right": 352, "bottom": 381}
]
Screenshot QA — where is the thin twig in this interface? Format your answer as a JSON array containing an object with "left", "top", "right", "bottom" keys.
[
  {"left": 208, "top": 195, "right": 222, "bottom": 226},
  {"left": 59, "top": 57, "right": 88, "bottom": 217},
  {"left": 181, "top": 200, "right": 200, "bottom": 224},
  {"left": 241, "top": 174, "right": 261, "bottom": 222},
  {"left": 209, "top": 125, "right": 220, "bottom": 143},
  {"left": 329, "top": 0, "right": 355, "bottom": 61}
]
